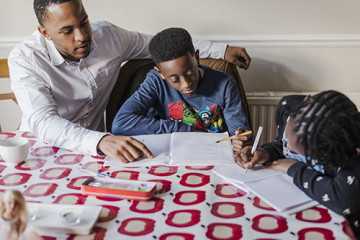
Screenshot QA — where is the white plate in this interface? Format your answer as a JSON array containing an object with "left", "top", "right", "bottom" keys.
[{"left": 27, "top": 203, "right": 102, "bottom": 235}]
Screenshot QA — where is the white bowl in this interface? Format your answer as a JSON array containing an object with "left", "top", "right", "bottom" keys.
[
  {"left": 0, "top": 136, "right": 29, "bottom": 164},
  {"left": 60, "top": 209, "right": 81, "bottom": 225}
]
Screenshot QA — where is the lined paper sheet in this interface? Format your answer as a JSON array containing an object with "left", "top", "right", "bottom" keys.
[
  {"left": 170, "top": 132, "right": 235, "bottom": 166},
  {"left": 105, "top": 134, "right": 171, "bottom": 166},
  {"left": 213, "top": 165, "right": 318, "bottom": 214},
  {"left": 105, "top": 132, "right": 236, "bottom": 167},
  {"left": 214, "top": 165, "right": 282, "bottom": 184}
]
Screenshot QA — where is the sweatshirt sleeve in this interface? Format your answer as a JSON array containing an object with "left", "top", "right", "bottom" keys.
[
  {"left": 223, "top": 76, "right": 250, "bottom": 135},
  {"left": 288, "top": 161, "right": 360, "bottom": 216},
  {"left": 111, "top": 73, "right": 191, "bottom": 135}
]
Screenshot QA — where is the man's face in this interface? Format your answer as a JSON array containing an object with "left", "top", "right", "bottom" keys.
[
  {"left": 38, "top": 0, "right": 92, "bottom": 62},
  {"left": 156, "top": 51, "right": 200, "bottom": 96}
]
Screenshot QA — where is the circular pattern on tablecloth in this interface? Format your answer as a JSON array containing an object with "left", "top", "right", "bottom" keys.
[{"left": 0, "top": 132, "right": 350, "bottom": 239}]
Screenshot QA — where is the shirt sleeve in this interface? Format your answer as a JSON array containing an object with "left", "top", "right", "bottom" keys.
[
  {"left": 288, "top": 161, "right": 360, "bottom": 216},
  {"left": 111, "top": 74, "right": 191, "bottom": 135},
  {"left": 192, "top": 39, "right": 228, "bottom": 59},
  {"left": 110, "top": 24, "right": 227, "bottom": 61},
  {"left": 9, "top": 55, "right": 108, "bottom": 156},
  {"left": 223, "top": 76, "right": 250, "bottom": 135}
]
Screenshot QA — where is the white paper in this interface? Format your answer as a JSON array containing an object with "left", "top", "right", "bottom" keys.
[
  {"left": 246, "top": 174, "right": 317, "bottom": 213},
  {"left": 170, "top": 132, "right": 235, "bottom": 166},
  {"left": 105, "top": 132, "right": 236, "bottom": 167},
  {"left": 105, "top": 134, "right": 171, "bottom": 166},
  {"left": 213, "top": 165, "right": 318, "bottom": 214},
  {"left": 213, "top": 164, "right": 282, "bottom": 184}
]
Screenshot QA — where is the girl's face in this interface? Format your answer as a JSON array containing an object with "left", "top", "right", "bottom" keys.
[
  {"left": 3, "top": 196, "right": 16, "bottom": 215},
  {"left": 284, "top": 116, "right": 305, "bottom": 156}
]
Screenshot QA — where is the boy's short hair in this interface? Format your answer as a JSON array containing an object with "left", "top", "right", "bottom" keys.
[{"left": 149, "top": 28, "right": 195, "bottom": 65}]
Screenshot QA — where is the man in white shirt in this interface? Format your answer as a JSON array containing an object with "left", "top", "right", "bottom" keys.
[{"left": 8, "top": 0, "right": 251, "bottom": 162}]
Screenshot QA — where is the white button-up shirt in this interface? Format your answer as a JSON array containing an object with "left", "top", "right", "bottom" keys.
[{"left": 8, "top": 21, "right": 227, "bottom": 155}]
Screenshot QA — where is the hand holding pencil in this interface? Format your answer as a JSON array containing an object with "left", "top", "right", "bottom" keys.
[
  {"left": 234, "top": 126, "right": 269, "bottom": 170},
  {"left": 216, "top": 130, "right": 252, "bottom": 143}
]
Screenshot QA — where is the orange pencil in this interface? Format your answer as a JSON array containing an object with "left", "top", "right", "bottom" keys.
[{"left": 215, "top": 130, "right": 252, "bottom": 143}]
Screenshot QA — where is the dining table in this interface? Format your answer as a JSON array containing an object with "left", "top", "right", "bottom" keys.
[{"left": 0, "top": 131, "right": 350, "bottom": 240}]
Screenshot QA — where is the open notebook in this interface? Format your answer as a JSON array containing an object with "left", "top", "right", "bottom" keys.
[
  {"left": 105, "top": 132, "right": 236, "bottom": 166},
  {"left": 213, "top": 165, "right": 318, "bottom": 215}
]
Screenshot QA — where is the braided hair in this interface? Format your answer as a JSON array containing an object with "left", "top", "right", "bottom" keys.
[
  {"left": 293, "top": 90, "right": 360, "bottom": 169},
  {"left": 33, "top": 0, "right": 74, "bottom": 25}
]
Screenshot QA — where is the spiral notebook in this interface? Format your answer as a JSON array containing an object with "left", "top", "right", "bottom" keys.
[
  {"left": 213, "top": 165, "right": 318, "bottom": 214},
  {"left": 105, "top": 132, "right": 236, "bottom": 166}
]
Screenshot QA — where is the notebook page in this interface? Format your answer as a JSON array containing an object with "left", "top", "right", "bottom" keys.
[
  {"left": 169, "top": 132, "right": 235, "bottom": 166},
  {"left": 213, "top": 165, "right": 282, "bottom": 184},
  {"left": 104, "top": 134, "right": 171, "bottom": 166},
  {"left": 246, "top": 174, "right": 317, "bottom": 213}
]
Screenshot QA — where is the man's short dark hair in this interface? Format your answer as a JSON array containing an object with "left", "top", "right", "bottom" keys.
[
  {"left": 33, "top": 0, "right": 73, "bottom": 25},
  {"left": 149, "top": 28, "right": 195, "bottom": 65}
]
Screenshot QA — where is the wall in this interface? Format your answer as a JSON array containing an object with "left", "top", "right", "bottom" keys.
[{"left": 1, "top": 0, "right": 360, "bottom": 131}]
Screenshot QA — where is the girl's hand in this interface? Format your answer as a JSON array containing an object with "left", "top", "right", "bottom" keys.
[
  {"left": 235, "top": 146, "right": 270, "bottom": 169},
  {"left": 267, "top": 158, "right": 297, "bottom": 174}
]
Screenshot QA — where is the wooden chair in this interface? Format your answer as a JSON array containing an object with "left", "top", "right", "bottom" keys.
[
  {"left": 106, "top": 58, "right": 252, "bottom": 132},
  {"left": 0, "top": 59, "right": 18, "bottom": 132}
]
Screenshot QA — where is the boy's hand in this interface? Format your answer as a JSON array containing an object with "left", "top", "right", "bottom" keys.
[
  {"left": 224, "top": 46, "right": 251, "bottom": 70},
  {"left": 235, "top": 146, "right": 269, "bottom": 169},
  {"left": 267, "top": 158, "right": 297, "bottom": 174},
  {"left": 232, "top": 128, "right": 253, "bottom": 152},
  {"left": 98, "top": 135, "right": 154, "bottom": 163}
]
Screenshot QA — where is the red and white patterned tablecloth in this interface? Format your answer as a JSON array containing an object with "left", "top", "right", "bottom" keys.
[{"left": 0, "top": 132, "right": 350, "bottom": 240}]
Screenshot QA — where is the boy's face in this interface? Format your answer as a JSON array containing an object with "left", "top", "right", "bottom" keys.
[
  {"left": 37, "top": 0, "right": 92, "bottom": 62},
  {"left": 155, "top": 51, "right": 200, "bottom": 96}
]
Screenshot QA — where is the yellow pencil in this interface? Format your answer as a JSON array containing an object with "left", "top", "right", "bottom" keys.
[{"left": 216, "top": 130, "right": 252, "bottom": 143}]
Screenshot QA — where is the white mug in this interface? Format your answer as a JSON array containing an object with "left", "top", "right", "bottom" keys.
[{"left": 0, "top": 137, "right": 29, "bottom": 164}]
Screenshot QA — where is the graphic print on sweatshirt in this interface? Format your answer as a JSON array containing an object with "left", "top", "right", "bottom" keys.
[{"left": 168, "top": 101, "right": 224, "bottom": 133}]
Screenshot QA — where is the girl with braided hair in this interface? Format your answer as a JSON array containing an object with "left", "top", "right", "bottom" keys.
[{"left": 236, "top": 90, "right": 360, "bottom": 239}]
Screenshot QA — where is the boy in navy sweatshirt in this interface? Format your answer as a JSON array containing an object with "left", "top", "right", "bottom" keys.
[{"left": 112, "top": 28, "right": 250, "bottom": 140}]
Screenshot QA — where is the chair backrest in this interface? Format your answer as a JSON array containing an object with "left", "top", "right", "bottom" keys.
[
  {"left": 0, "top": 59, "right": 18, "bottom": 132},
  {"left": 106, "top": 58, "right": 252, "bottom": 132}
]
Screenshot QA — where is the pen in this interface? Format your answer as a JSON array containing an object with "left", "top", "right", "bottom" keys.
[
  {"left": 246, "top": 126, "right": 263, "bottom": 172},
  {"left": 78, "top": 168, "right": 109, "bottom": 178},
  {"left": 216, "top": 130, "right": 252, "bottom": 143}
]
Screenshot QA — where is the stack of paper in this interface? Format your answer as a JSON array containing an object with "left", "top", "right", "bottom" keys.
[
  {"left": 213, "top": 165, "right": 318, "bottom": 215},
  {"left": 105, "top": 132, "right": 236, "bottom": 167}
]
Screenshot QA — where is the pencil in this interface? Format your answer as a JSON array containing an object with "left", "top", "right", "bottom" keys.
[
  {"left": 246, "top": 126, "right": 263, "bottom": 172},
  {"left": 216, "top": 130, "right": 252, "bottom": 143}
]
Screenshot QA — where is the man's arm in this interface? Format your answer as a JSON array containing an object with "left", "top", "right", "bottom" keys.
[
  {"left": 192, "top": 38, "right": 251, "bottom": 69},
  {"left": 111, "top": 74, "right": 191, "bottom": 135},
  {"left": 8, "top": 53, "right": 152, "bottom": 161},
  {"left": 113, "top": 23, "right": 251, "bottom": 68}
]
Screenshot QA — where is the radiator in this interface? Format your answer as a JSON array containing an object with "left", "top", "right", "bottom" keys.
[
  {"left": 246, "top": 91, "right": 360, "bottom": 146},
  {"left": 247, "top": 93, "right": 282, "bottom": 145}
]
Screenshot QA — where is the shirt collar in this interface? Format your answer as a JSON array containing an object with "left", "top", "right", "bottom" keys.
[
  {"left": 46, "top": 39, "right": 65, "bottom": 66},
  {"left": 46, "top": 38, "right": 96, "bottom": 67}
]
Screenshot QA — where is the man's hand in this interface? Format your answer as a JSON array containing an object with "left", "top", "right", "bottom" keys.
[
  {"left": 97, "top": 135, "right": 153, "bottom": 163},
  {"left": 224, "top": 46, "right": 251, "bottom": 70},
  {"left": 232, "top": 128, "right": 253, "bottom": 151},
  {"left": 235, "top": 146, "right": 269, "bottom": 169},
  {"left": 267, "top": 158, "right": 297, "bottom": 174}
]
